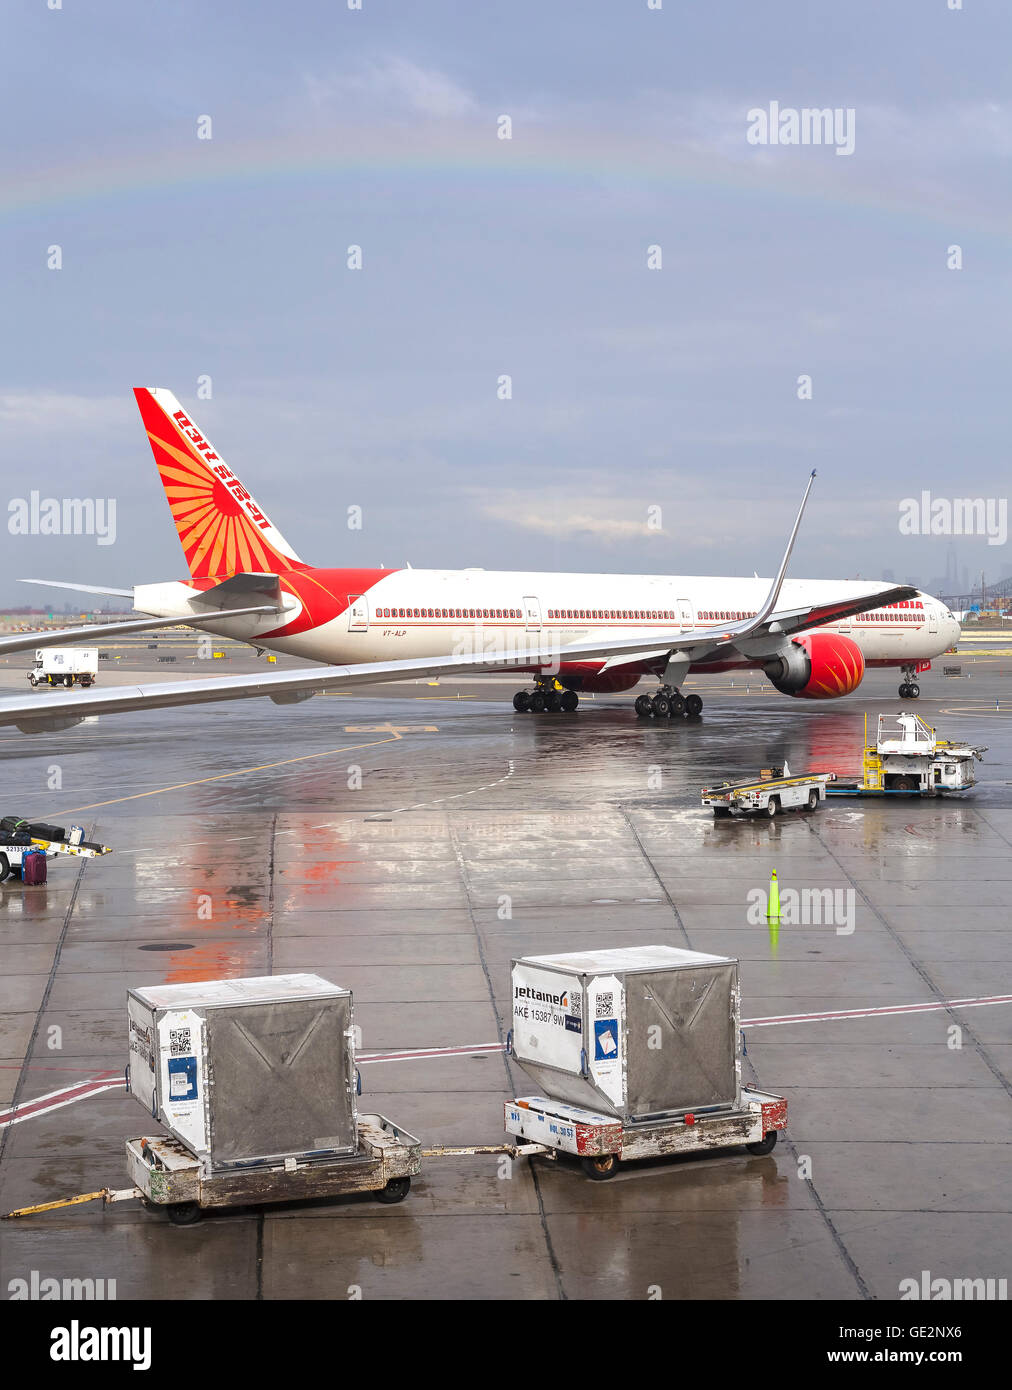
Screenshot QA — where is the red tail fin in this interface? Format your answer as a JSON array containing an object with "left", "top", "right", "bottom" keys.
[{"left": 134, "top": 387, "right": 303, "bottom": 580}]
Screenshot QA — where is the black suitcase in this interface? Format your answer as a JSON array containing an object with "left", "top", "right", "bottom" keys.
[{"left": 25, "top": 822, "right": 66, "bottom": 842}]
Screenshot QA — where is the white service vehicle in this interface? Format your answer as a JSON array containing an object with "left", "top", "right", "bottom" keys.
[
  {"left": 28, "top": 647, "right": 98, "bottom": 688},
  {"left": 828, "top": 712, "right": 987, "bottom": 797},
  {"left": 701, "top": 761, "right": 835, "bottom": 817}
]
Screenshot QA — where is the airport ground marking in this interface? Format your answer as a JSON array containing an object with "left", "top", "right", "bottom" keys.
[
  {"left": 47, "top": 733, "right": 405, "bottom": 816},
  {"left": 9, "top": 993, "right": 1011, "bottom": 1127},
  {"left": 0, "top": 1072, "right": 122, "bottom": 1130},
  {"left": 386, "top": 758, "right": 516, "bottom": 815}
]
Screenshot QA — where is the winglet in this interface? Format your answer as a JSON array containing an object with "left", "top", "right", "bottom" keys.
[{"left": 727, "top": 471, "right": 817, "bottom": 643}]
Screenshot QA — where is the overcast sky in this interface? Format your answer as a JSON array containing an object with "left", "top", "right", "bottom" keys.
[{"left": 1, "top": 0, "right": 1010, "bottom": 607}]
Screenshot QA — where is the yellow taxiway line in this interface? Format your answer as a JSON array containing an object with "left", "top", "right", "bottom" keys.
[{"left": 49, "top": 733, "right": 405, "bottom": 816}]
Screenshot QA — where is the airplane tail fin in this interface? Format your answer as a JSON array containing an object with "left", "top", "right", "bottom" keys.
[{"left": 134, "top": 387, "right": 304, "bottom": 580}]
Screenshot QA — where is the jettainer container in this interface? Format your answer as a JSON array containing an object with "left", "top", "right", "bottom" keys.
[
  {"left": 509, "top": 946, "right": 740, "bottom": 1120},
  {"left": 127, "top": 974, "right": 357, "bottom": 1171}
]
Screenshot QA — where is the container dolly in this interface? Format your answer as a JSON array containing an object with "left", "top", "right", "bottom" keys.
[{"left": 504, "top": 1087, "right": 787, "bottom": 1180}]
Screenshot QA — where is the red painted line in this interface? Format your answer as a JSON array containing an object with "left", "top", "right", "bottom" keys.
[
  {"left": 358, "top": 1043, "right": 503, "bottom": 1064},
  {"left": 0, "top": 1072, "right": 122, "bottom": 1128},
  {"left": 6, "top": 995, "right": 1011, "bottom": 1128}
]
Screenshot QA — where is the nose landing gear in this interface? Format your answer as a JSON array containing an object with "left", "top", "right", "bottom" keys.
[
  {"left": 635, "top": 687, "right": 703, "bottom": 719},
  {"left": 898, "top": 665, "right": 921, "bottom": 700},
  {"left": 513, "top": 679, "right": 578, "bottom": 714}
]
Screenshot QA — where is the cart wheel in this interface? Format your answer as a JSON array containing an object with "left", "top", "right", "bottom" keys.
[
  {"left": 807, "top": 790, "right": 819, "bottom": 811},
  {"left": 166, "top": 1202, "right": 202, "bottom": 1225},
  {"left": 375, "top": 1176, "right": 411, "bottom": 1204},
  {"left": 746, "top": 1130, "right": 778, "bottom": 1157},
  {"left": 0, "top": 854, "right": 9, "bottom": 884},
  {"left": 766, "top": 797, "right": 779, "bottom": 818},
  {"left": 712, "top": 807, "right": 731, "bottom": 818},
  {"left": 581, "top": 1153, "right": 619, "bottom": 1181}
]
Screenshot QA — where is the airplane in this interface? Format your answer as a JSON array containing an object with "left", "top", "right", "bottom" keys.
[{"left": 0, "top": 387, "right": 960, "bottom": 735}]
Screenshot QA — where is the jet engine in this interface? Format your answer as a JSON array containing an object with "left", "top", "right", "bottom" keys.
[{"left": 763, "top": 631, "right": 865, "bottom": 700}]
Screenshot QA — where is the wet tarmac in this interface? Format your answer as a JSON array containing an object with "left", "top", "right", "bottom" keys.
[{"left": 0, "top": 656, "right": 1009, "bottom": 1300}]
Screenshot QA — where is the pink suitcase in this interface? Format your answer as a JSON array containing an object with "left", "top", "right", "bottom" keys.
[{"left": 21, "top": 850, "right": 47, "bottom": 886}]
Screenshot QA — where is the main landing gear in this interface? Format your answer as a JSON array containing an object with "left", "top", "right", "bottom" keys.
[
  {"left": 634, "top": 686, "right": 703, "bottom": 720},
  {"left": 898, "top": 665, "right": 920, "bottom": 700},
  {"left": 513, "top": 678, "right": 579, "bottom": 714}
]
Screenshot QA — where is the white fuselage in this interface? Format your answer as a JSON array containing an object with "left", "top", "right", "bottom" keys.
[{"left": 136, "top": 571, "right": 961, "bottom": 674}]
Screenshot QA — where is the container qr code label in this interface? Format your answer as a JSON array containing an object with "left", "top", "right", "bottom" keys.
[
  {"left": 169, "top": 1027, "right": 192, "bottom": 1056},
  {"left": 570, "top": 992, "right": 582, "bottom": 1017},
  {"left": 595, "top": 992, "right": 614, "bottom": 1018}
]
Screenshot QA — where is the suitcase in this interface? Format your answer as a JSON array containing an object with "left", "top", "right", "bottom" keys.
[
  {"left": 26, "top": 822, "right": 66, "bottom": 842},
  {"left": 21, "top": 850, "right": 47, "bottom": 885},
  {"left": 1, "top": 818, "right": 65, "bottom": 842}
]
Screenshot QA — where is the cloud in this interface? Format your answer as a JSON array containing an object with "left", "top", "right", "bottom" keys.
[
  {"left": 482, "top": 498, "right": 666, "bottom": 544},
  {"left": 304, "top": 56, "right": 476, "bottom": 120},
  {"left": 0, "top": 391, "right": 126, "bottom": 432}
]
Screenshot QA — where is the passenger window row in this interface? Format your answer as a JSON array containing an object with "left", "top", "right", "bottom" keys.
[
  {"left": 376, "top": 608, "right": 521, "bottom": 620},
  {"left": 547, "top": 608, "right": 678, "bottom": 621}
]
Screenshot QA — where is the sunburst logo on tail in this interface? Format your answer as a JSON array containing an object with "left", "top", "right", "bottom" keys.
[{"left": 134, "top": 387, "right": 303, "bottom": 580}]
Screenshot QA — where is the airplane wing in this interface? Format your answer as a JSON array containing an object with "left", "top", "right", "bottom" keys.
[
  {"left": 0, "top": 606, "right": 282, "bottom": 658},
  {"left": 0, "top": 588, "right": 903, "bottom": 733},
  {"left": 0, "top": 474, "right": 915, "bottom": 732}
]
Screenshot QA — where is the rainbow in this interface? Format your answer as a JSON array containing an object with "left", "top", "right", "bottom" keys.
[{"left": 5, "top": 122, "right": 1002, "bottom": 236}]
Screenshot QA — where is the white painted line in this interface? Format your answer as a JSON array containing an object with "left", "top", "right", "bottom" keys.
[
  {"left": 359, "top": 1042, "right": 503, "bottom": 1065},
  {"left": 742, "top": 993, "right": 1012, "bottom": 1029},
  {"left": 387, "top": 759, "right": 515, "bottom": 816}
]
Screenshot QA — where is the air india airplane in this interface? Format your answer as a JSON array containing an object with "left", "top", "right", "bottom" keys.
[{"left": 0, "top": 388, "right": 960, "bottom": 735}]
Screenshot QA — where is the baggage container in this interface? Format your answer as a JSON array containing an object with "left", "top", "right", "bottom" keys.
[
  {"left": 509, "top": 945, "right": 740, "bottom": 1121},
  {"left": 127, "top": 974, "right": 357, "bottom": 1171}
]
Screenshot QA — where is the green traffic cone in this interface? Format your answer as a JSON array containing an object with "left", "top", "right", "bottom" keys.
[{"left": 767, "top": 868, "right": 780, "bottom": 956}]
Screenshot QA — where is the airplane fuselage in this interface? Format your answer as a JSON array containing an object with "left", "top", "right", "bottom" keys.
[{"left": 135, "top": 568, "right": 961, "bottom": 690}]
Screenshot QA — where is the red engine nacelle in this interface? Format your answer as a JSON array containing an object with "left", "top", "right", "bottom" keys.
[{"left": 763, "top": 631, "right": 865, "bottom": 700}]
